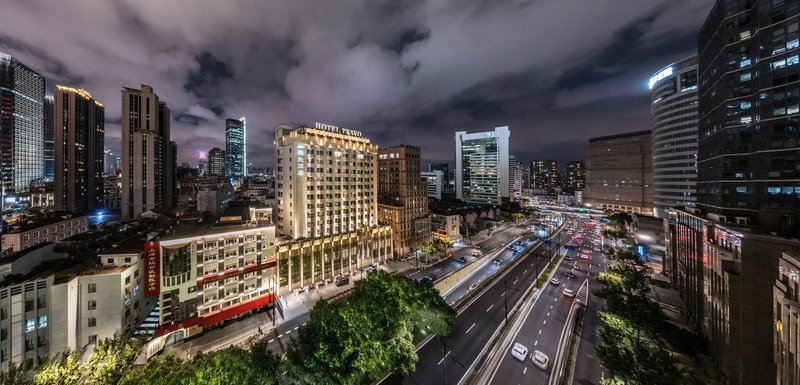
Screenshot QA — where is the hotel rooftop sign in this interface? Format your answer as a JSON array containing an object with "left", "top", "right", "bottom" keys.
[{"left": 313, "top": 122, "right": 363, "bottom": 138}]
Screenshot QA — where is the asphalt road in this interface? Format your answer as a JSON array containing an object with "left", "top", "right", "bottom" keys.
[
  {"left": 382, "top": 219, "right": 570, "bottom": 385},
  {"left": 486, "top": 216, "right": 607, "bottom": 385}
]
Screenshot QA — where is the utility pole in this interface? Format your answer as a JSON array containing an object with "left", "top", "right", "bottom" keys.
[{"left": 438, "top": 336, "right": 464, "bottom": 385}]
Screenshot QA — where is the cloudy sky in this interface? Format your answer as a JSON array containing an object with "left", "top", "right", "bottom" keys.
[{"left": 0, "top": 0, "right": 712, "bottom": 169}]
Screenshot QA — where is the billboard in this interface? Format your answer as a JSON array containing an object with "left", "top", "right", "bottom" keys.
[{"left": 144, "top": 241, "right": 161, "bottom": 297}]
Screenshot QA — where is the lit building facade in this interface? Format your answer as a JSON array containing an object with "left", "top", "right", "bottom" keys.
[
  {"left": 422, "top": 170, "right": 444, "bottom": 200},
  {"left": 225, "top": 117, "right": 246, "bottom": 180},
  {"left": 530, "top": 160, "right": 559, "bottom": 194},
  {"left": 509, "top": 155, "right": 523, "bottom": 200},
  {"left": 378, "top": 145, "right": 431, "bottom": 257},
  {"left": 565, "top": 161, "right": 585, "bottom": 193},
  {"left": 274, "top": 123, "right": 379, "bottom": 239},
  {"left": 43, "top": 96, "right": 54, "bottom": 181},
  {"left": 698, "top": 0, "right": 800, "bottom": 236},
  {"left": 207, "top": 147, "right": 225, "bottom": 178},
  {"left": 584, "top": 130, "right": 654, "bottom": 215},
  {"left": 121, "top": 85, "right": 172, "bottom": 219},
  {"left": 0, "top": 52, "right": 45, "bottom": 194},
  {"left": 649, "top": 56, "right": 698, "bottom": 218},
  {"left": 54, "top": 86, "right": 105, "bottom": 214},
  {"left": 455, "top": 126, "right": 510, "bottom": 205}
]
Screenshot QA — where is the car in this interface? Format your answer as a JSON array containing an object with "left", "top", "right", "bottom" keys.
[
  {"left": 549, "top": 277, "right": 560, "bottom": 285},
  {"left": 494, "top": 258, "right": 501, "bottom": 264},
  {"left": 471, "top": 250, "right": 481, "bottom": 256},
  {"left": 580, "top": 253, "right": 591, "bottom": 260},
  {"left": 563, "top": 288, "right": 575, "bottom": 297},
  {"left": 507, "top": 245, "right": 514, "bottom": 250},
  {"left": 574, "top": 262, "right": 581, "bottom": 270},
  {"left": 468, "top": 283, "right": 478, "bottom": 291},
  {"left": 532, "top": 350, "right": 549, "bottom": 370},
  {"left": 516, "top": 240, "right": 523, "bottom": 245},
  {"left": 426, "top": 274, "right": 437, "bottom": 281},
  {"left": 563, "top": 255, "right": 573, "bottom": 261},
  {"left": 511, "top": 343, "right": 529, "bottom": 362},
  {"left": 474, "top": 245, "right": 481, "bottom": 249},
  {"left": 420, "top": 276, "right": 434, "bottom": 284},
  {"left": 457, "top": 256, "right": 468, "bottom": 263},
  {"left": 566, "top": 271, "right": 575, "bottom": 279},
  {"left": 335, "top": 276, "right": 350, "bottom": 286}
]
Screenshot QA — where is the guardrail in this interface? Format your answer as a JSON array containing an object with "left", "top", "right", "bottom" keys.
[{"left": 548, "top": 279, "right": 589, "bottom": 385}]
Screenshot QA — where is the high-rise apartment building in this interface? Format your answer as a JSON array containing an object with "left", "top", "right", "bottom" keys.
[
  {"left": 0, "top": 52, "right": 45, "bottom": 194},
  {"left": 208, "top": 147, "right": 226, "bottom": 178},
  {"left": 274, "top": 123, "right": 378, "bottom": 239},
  {"left": 530, "top": 160, "right": 559, "bottom": 194},
  {"left": 455, "top": 126, "right": 510, "bottom": 205},
  {"left": 650, "top": 56, "right": 699, "bottom": 218},
  {"left": 584, "top": 130, "right": 653, "bottom": 215},
  {"left": 565, "top": 161, "right": 585, "bottom": 193},
  {"left": 121, "top": 85, "right": 172, "bottom": 219},
  {"left": 43, "top": 95, "right": 54, "bottom": 180},
  {"left": 378, "top": 145, "right": 431, "bottom": 257},
  {"left": 698, "top": 1, "right": 800, "bottom": 235},
  {"left": 54, "top": 86, "right": 105, "bottom": 214},
  {"left": 225, "top": 117, "right": 246, "bottom": 180},
  {"left": 509, "top": 155, "right": 523, "bottom": 200},
  {"left": 104, "top": 148, "right": 116, "bottom": 176}
]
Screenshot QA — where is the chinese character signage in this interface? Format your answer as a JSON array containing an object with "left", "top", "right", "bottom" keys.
[{"left": 144, "top": 242, "right": 160, "bottom": 296}]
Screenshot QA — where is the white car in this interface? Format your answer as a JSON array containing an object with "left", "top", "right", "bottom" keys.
[
  {"left": 532, "top": 350, "right": 549, "bottom": 370},
  {"left": 563, "top": 288, "right": 575, "bottom": 297},
  {"left": 468, "top": 283, "right": 478, "bottom": 291},
  {"left": 549, "top": 277, "right": 560, "bottom": 285},
  {"left": 471, "top": 250, "right": 482, "bottom": 256},
  {"left": 511, "top": 342, "right": 528, "bottom": 362}
]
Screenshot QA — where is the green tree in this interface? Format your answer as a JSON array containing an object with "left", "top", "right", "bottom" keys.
[
  {"left": 595, "top": 312, "right": 681, "bottom": 385},
  {"left": 249, "top": 339, "right": 283, "bottom": 385},
  {"left": 83, "top": 334, "right": 144, "bottom": 385},
  {"left": 33, "top": 351, "right": 82, "bottom": 385},
  {"left": 607, "top": 212, "right": 633, "bottom": 227},
  {"left": 189, "top": 347, "right": 255, "bottom": 385},
  {"left": 119, "top": 355, "right": 193, "bottom": 385},
  {"left": 0, "top": 361, "right": 30, "bottom": 385}
]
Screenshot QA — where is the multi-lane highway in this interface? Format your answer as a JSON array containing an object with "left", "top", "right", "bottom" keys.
[
  {"left": 382, "top": 218, "right": 570, "bottom": 385},
  {"left": 483, "top": 216, "right": 607, "bottom": 385}
]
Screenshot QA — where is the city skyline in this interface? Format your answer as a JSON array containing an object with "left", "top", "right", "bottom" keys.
[{"left": 0, "top": 1, "right": 711, "bottom": 168}]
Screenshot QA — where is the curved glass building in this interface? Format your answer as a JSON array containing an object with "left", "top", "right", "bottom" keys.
[{"left": 649, "top": 56, "right": 699, "bottom": 218}]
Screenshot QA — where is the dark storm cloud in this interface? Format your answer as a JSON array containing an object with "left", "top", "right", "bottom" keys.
[{"left": 0, "top": 0, "right": 712, "bottom": 168}]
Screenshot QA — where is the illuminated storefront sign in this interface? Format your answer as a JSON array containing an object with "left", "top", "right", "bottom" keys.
[
  {"left": 144, "top": 242, "right": 161, "bottom": 296},
  {"left": 314, "top": 122, "right": 363, "bottom": 137},
  {"left": 648, "top": 66, "right": 674, "bottom": 89}
]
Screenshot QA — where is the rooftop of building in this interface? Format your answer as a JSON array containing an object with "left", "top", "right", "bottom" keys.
[
  {"left": 100, "top": 234, "right": 151, "bottom": 256},
  {"left": 162, "top": 205, "right": 273, "bottom": 241},
  {"left": 0, "top": 242, "right": 55, "bottom": 265},
  {"left": 588, "top": 130, "right": 652, "bottom": 143},
  {"left": 4, "top": 212, "right": 86, "bottom": 234}
]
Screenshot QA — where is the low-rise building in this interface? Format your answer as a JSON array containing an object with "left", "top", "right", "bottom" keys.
[
  {"left": 1, "top": 214, "right": 89, "bottom": 253},
  {"left": 196, "top": 184, "right": 233, "bottom": 215},
  {"left": 430, "top": 212, "right": 462, "bottom": 243},
  {"left": 422, "top": 170, "right": 444, "bottom": 200}
]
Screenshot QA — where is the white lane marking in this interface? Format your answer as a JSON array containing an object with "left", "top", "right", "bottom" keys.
[
  {"left": 550, "top": 305, "right": 554, "bottom": 309},
  {"left": 486, "top": 304, "right": 494, "bottom": 312},
  {"left": 523, "top": 269, "right": 528, "bottom": 275},
  {"left": 534, "top": 340, "right": 538, "bottom": 346},
  {"left": 523, "top": 367, "right": 527, "bottom": 375},
  {"left": 501, "top": 291, "right": 506, "bottom": 297},
  {"left": 512, "top": 278, "right": 518, "bottom": 285},
  {"left": 268, "top": 339, "right": 275, "bottom": 343},
  {"left": 285, "top": 330, "right": 292, "bottom": 335},
  {"left": 277, "top": 334, "right": 283, "bottom": 338},
  {"left": 466, "top": 323, "right": 476, "bottom": 334},
  {"left": 294, "top": 326, "right": 299, "bottom": 330},
  {"left": 538, "top": 329, "right": 542, "bottom": 335},
  {"left": 437, "top": 351, "right": 451, "bottom": 366},
  {"left": 553, "top": 297, "right": 557, "bottom": 301},
  {"left": 543, "top": 320, "right": 547, "bottom": 325},
  {"left": 547, "top": 312, "right": 550, "bottom": 317}
]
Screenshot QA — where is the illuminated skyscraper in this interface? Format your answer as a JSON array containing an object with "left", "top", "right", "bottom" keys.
[
  {"left": 54, "top": 86, "right": 105, "bottom": 213},
  {"left": 455, "top": 126, "right": 510, "bottom": 205},
  {"left": 0, "top": 52, "right": 45, "bottom": 194},
  {"left": 208, "top": 147, "right": 225, "bottom": 178},
  {"left": 44, "top": 95, "right": 55, "bottom": 180},
  {"left": 225, "top": 117, "right": 246, "bottom": 180}
]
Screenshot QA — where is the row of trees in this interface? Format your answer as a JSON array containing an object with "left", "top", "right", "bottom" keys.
[
  {"left": 419, "top": 238, "right": 453, "bottom": 258},
  {"left": 595, "top": 247, "right": 682, "bottom": 385},
  {"left": 8, "top": 270, "right": 455, "bottom": 385}
]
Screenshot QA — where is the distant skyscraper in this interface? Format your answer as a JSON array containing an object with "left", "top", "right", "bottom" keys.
[
  {"left": 225, "top": 117, "right": 246, "bottom": 180},
  {"left": 54, "top": 86, "right": 105, "bottom": 213},
  {"left": 104, "top": 148, "right": 116, "bottom": 176},
  {"left": 0, "top": 52, "right": 45, "bottom": 194},
  {"left": 649, "top": 56, "right": 698, "bottom": 218},
  {"left": 422, "top": 170, "right": 444, "bottom": 200},
  {"left": 565, "top": 161, "right": 585, "bottom": 193},
  {"left": 43, "top": 95, "right": 55, "bottom": 180},
  {"left": 509, "top": 155, "right": 523, "bottom": 200},
  {"left": 530, "top": 160, "right": 558, "bottom": 194},
  {"left": 274, "top": 123, "right": 378, "bottom": 239},
  {"left": 197, "top": 152, "right": 208, "bottom": 177},
  {"left": 429, "top": 163, "right": 450, "bottom": 190},
  {"left": 121, "top": 85, "right": 171, "bottom": 219},
  {"left": 208, "top": 147, "right": 226, "bottom": 178},
  {"left": 521, "top": 166, "right": 530, "bottom": 190},
  {"left": 455, "top": 126, "right": 510, "bottom": 205}
]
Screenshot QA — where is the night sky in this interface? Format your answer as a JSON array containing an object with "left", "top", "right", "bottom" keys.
[{"left": 0, "top": 0, "right": 712, "bottom": 169}]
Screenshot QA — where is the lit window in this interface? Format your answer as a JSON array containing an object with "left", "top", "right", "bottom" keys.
[
  {"left": 769, "top": 187, "right": 781, "bottom": 195},
  {"left": 740, "top": 73, "right": 752, "bottom": 81},
  {"left": 25, "top": 319, "right": 34, "bottom": 333},
  {"left": 38, "top": 315, "right": 47, "bottom": 328}
]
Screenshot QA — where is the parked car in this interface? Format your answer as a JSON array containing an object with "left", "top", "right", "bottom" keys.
[
  {"left": 335, "top": 276, "right": 350, "bottom": 286},
  {"left": 511, "top": 343, "right": 528, "bottom": 362}
]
